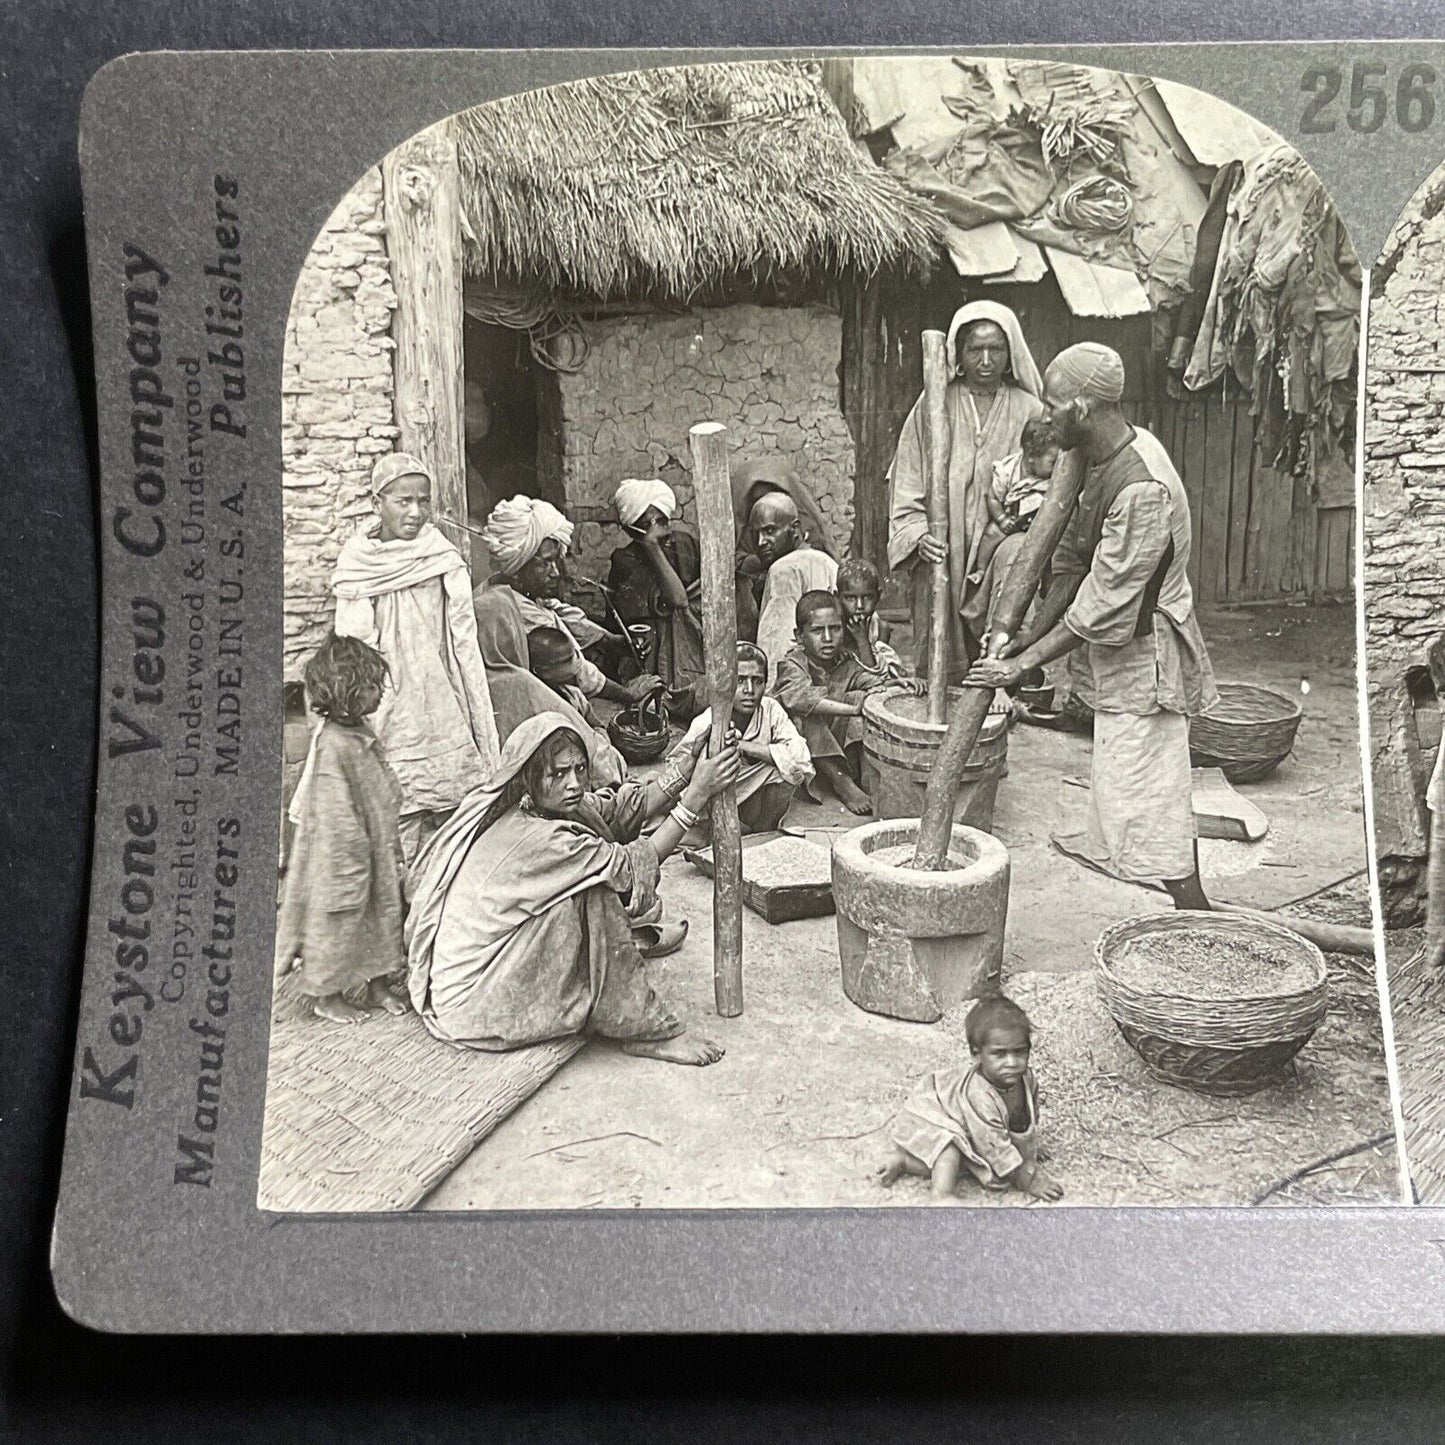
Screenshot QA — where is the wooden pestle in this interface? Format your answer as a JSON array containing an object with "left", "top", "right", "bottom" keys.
[
  {"left": 690, "top": 421, "right": 744, "bottom": 1016},
  {"left": 912, "top": 446, "right": 1087, "bottom": 870}
]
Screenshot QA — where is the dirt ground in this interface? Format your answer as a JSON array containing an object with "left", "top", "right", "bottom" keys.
[{"left": 425, "top": 601, "right": 1401, "bottom": 1211}]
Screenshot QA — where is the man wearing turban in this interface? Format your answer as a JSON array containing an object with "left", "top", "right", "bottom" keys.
[
  {"left": 474, "top": 494, "right": 663, "bottom": 716},
  {"left": 967, "top": 343, "right": 1219, "bottom": 909},
  {"left": 607, "top": 479, "right": 705, "bottom": 714},
  {"left": 331, "top": 452, "right": 501, "bottom": 864}
]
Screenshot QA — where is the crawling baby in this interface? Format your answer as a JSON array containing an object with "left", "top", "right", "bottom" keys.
[{"left": 876, "top": 995, "right": 1062, "bottom": 1203}]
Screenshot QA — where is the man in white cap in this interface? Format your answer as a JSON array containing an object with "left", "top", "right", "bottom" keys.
[
  {"left": 966, "top": 343, "right": 1218, "bottom": 910},
  {"left": 332, "top": 452, "right": 501, "bottom": 864},
  {"left": 475, "top": 494, "right": 662, "bottom": 710}
]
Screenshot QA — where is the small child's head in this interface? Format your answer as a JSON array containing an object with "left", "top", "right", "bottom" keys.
[
  {"left": 305, "top": 632, "right": 389, "bottom": 726},
  {"left": 1020, "top": 418, "right": 1059, "bottom": 481},
  {"left": 370, "top": 453, "right": 433, "bottom": 543},
  {"left": 836, "top": 557, "right": 882, "bottom": 626},
  {"left": 965, "top": 995, "right": 1033, "bottom": 1088},
  {"left": 527, "top": 627, "right": 580, "bottom": 689},
  {"left": 733, "top": 642, "right": 769, "bottom": 719},
  {"left": 795, "top": 590, "right": 845, "bottom": 665}
]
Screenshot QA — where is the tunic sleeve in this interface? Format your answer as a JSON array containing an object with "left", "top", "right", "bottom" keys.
[
  {"left": 1066, "top": 480, "right": 1173, "bottom": 648},
  {"left": 959, "top": 1073, "right": 1026, "bottom": 1182},
  {"left": 771, "top": 653, "right": 826, "bottom": 717},
  {"left": 887, "top": 397, "right": 929, "bottom": 571},
  {"left": 756, "top": 560, "right": 805, "bottom": 680},
  {"left": 760, "top": 699, "right": 815, "bottom": 784},
  {"left": 333, "top": 594, "right": 380, "bottom": 652}
]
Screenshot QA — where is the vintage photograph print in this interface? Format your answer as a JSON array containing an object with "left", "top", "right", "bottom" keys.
[
  {"left": 256, "top": 56, "right": 1398, "bottom": 1215},
  {"left": 1364, "top": 162, "right": 1445, "bottom": 1205}
]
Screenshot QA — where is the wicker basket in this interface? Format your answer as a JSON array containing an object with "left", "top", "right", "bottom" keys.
[
  {"left": 1094, "top": 912, "right": 1328, "bottom": 1097},
  {"left": 607, "top": 694, "right": 670, "bottom": 765},
  {"left": 1189, "top": 681, "right": 1303, "bottom": 783}
]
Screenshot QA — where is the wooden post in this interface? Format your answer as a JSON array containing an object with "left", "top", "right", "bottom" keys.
[
  {"left": 912, "top": 450, "right": 1089, "bottom": 870},
  {"left": 690, "top": 421, "right": 744, "bottom": 1017},
  {"left": 922, "top": 330, "right": 952, "bottom": 724},
  {"left": 383, "top": 120, "right": 469, "bottom": 569}
]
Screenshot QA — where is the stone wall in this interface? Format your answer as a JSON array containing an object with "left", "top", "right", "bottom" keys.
[
  {"left": 1363, "top": 162, "right": 1445, "bottom": 884},
  {"left": 543, "top": 304, "right": 856, "bottom": 582},
  {"left": 281, "top": 168, "right": 399, "bottom": 680}
]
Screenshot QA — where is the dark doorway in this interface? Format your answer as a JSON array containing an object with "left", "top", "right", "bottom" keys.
[{"left": 463, "top": 317, "right": 562, "bottom": 525}]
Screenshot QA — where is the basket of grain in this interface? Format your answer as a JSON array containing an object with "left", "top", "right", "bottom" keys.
[
  {"left": 1189, "top": 680, "right": 1303, "bottom": 783},
  {"left": 1094, "top": 912, "right": 1328, "bottom": 1096}
]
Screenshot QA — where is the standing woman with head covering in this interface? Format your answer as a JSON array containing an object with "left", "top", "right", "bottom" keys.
[
  {"left": 606, "top": 478, "right": 705, "bottom": 712},
  {"left": 331, "top": 452, "right": 501, "bottom": 864},
  {"left": 887, "top": 300, "right": 1046, "bottom": 682}
]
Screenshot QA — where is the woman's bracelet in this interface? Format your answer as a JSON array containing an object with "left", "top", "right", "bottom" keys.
[{"left": 669, "top": 802, "right": 701, "bottom": 831}]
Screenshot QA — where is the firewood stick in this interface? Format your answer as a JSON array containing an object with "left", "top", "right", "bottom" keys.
[
  {"left": 912, "top": 448, "right": 1088, "bottom": 870},
  {"left": 922, "top": 330, "right": 952, "bottom": 724},
  {"left": 1210, "top": 901, "right": 1376, "bottom": 957},
  {"left": 690, "top": 421, "right": 744, "bottom": 1017}
]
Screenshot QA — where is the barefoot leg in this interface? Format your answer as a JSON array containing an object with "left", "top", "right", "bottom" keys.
[
  {"left": 311, "top": 993, "right": 371, "bottom": 1025},
  {"left": 873, "top": 1146, "right": 929, "bottom": 1188},
  {"left": 817, "top": 758, "right": 872, "bottom": 816},
  {"left": 621, "top": 1031, "right": 725, "bottom": 1066},
  {"left": 930, "top": 1144, "right": 963, "bottom": 1201}
]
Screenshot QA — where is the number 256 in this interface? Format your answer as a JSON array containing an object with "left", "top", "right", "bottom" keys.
[{"left": 1301, "top": 62, "right": 1437, "bottom": 134}]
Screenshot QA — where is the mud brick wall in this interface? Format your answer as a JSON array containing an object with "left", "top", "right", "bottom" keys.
[
  {"left": 1363, "top": 165, "right": 1445, "bottom": 879},
  {"left": 281, "top": 168, "right": 399, "bottom": 681},
  {"left": 543, "top": 304, "right": 856, "bottom": 583}
]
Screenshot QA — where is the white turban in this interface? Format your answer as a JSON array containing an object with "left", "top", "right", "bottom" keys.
[
  {"left": 481, "top": 494, "right": 574, "bottom": 576},
  {"left": 613, "top": 478, "right": 677, "bottom": 529},
  {"left": 1044, "top": 343, "right": 1126, "bottom": 404}
]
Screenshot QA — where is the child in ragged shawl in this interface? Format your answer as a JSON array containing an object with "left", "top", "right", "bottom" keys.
[
  {"left": 333, "top": 453, "right": 501, "bottom": 865},
  {"left": 276, "top": 634, "right": 410, "bottom": 1025},
  {"left": 835, "top": 557, "right": 926, "bottom": 695},
  {"left": 876, "top": 996, "right": 1063, "bottom": 1203}
]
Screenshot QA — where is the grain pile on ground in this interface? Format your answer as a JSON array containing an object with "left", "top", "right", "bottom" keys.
[
  {"left": 741, "top": 836, "right": 832, "bottom": 887},
  {"left": 1112, "top": 929, "right": 1318, "bottom": 998}
]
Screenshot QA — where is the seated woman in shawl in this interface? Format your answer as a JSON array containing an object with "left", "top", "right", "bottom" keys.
[
  {"left": 406, "top": 714, "right": 741, "bottom": 1065},
  {"left": 332, "top": 453, "right": 501, "bottom": 864},
  {"left": 475, "top": 494, "right": 663, "bottom": 714},
  {"left": 731, "top": 455, "right": 838, "bottom": 647},
  {"left": 606, "top": 478, "right": 705, "bottom": 715},
  {"left": 887, "top": 302, "right": 1045, "bottom": 681}
]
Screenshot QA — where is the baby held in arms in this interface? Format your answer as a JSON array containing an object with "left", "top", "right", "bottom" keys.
[{"left": 876, "top": 996, "right": 1062, "bottom": 1203}]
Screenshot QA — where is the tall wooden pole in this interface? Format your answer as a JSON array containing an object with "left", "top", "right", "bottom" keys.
[
  {"left": 690, "top": 421, "right": 744, "bottom": 1017},
  {"left": 912, "top": 450, "right": 1088, "bottom": 870},
  {"left": 922, "top": 330, "right": 953, "bottom": 723},
  {"left": 383, "top": 120, "right": 469, "bottom": 570}
]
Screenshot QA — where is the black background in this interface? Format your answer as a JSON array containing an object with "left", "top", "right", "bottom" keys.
[{"left": 7, "top": 2, "right": 1445, "bottom": 1439}]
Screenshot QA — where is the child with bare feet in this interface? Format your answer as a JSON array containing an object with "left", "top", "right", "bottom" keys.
[
  {"left": 275, "top": 633, "right": 411, "bottom": 1025},
  {"left": 771, "top": 591, "right": 888, "bottom": 816},
  {"left": 876, "top": 996, "right": 1062, "bottom": 1203},
  {"left": 836, "top": 556, "right": 925, "bottom": 696},
  {"left": 663, "top": 641, "right": 814, "bottom": 838}
]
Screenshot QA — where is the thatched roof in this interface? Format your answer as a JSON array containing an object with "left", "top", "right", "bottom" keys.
[{"left": 453, "top": 61, "right": 941, "bottom": 302}]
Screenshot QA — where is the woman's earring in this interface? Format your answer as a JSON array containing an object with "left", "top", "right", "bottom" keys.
[{"left": 520, "top": 792, "right": 534, "bottom": 812}]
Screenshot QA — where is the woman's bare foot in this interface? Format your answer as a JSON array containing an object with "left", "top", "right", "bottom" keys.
[
  {"left": 622, "top": 1033, "right": 725, "bottom": 1066},
  {"left": 311, "top": 994, "right": 371, "bottom": 1025},
  {"left": 366, "top": 978, "right": 410, "bottom": 1016}
]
